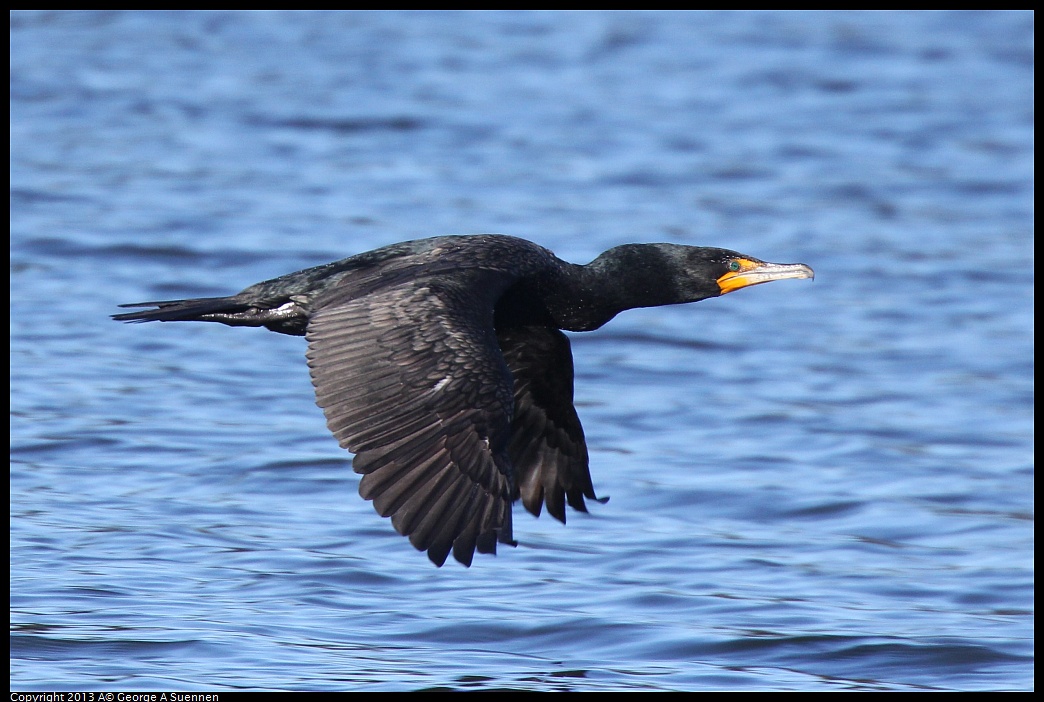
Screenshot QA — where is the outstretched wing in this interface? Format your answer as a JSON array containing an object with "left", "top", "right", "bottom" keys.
[
  {"left": 498, "top": 325, "right": 605, "bottom": 523},
  {"left": 305, "top": 271, "right": 517, "bottom": 567}
]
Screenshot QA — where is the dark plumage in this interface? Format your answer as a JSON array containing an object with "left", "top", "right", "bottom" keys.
[{"left": 114, "top": 234, "right": 813, "bottom": 566}]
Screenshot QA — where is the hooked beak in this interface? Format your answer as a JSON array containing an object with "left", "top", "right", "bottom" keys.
[{"left": 717, "top": 260, "right": 815, "bottom": 295}]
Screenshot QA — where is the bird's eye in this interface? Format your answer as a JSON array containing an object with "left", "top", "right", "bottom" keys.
[{"left": 728, "top": 260, "right": 742, "bottom": 272}]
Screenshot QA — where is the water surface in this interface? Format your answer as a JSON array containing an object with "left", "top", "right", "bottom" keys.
[{"left": 10, "top": 10, "right": 1034, "bottom": 691}]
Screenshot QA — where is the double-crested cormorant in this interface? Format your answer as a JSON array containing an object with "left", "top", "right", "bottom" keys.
[{"left": 114, "top": 234, "right": 813, "bottom": 566}]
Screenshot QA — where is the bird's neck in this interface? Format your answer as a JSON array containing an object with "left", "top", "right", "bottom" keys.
[{"left": 543, "top": 246, "right": 696, "bottom": 332}]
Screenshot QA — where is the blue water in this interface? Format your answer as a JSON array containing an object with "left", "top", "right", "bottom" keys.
[{"left": 10, "top": 10, "right": 1033, "bottom": 692}]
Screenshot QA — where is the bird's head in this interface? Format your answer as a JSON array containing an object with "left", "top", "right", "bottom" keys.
[{"left": 590, "top": 243, "right": 814, "bottom": 308}]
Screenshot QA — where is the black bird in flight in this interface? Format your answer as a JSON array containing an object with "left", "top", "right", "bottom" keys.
[{"left": 114, "top": 235, "right": 813, "bottom": 566}]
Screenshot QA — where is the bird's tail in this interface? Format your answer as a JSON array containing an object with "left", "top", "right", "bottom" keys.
[{"left": 112, "top": 296, "right": 252, "bottom": 323}]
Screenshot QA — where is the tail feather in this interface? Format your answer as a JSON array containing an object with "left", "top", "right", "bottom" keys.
[{"left": 112, "top": 296, "right": 250, "bottom": 323}]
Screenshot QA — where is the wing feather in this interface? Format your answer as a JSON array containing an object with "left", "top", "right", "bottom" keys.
[
  {"left": 305, "top": 272, "right": 517, "bottom": 566},
  {"left": 498, "top": 325, "right": 605, "bottom": 524}
]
